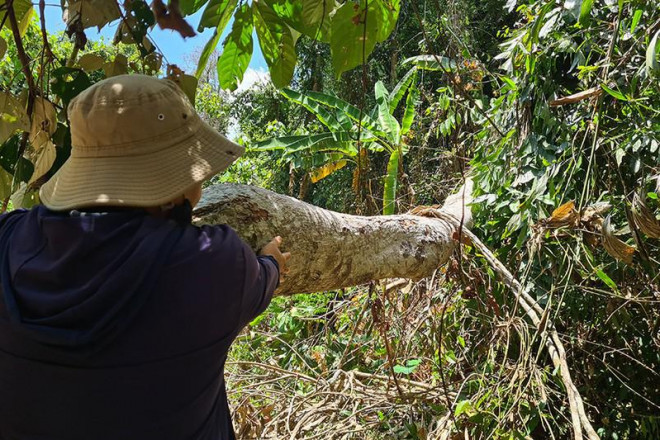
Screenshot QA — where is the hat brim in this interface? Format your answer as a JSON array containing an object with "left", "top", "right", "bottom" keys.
[{"left": 39, "top": 120, "right": 244, "bottom": 210}]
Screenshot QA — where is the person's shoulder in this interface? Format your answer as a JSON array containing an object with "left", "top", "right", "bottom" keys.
[
  {"left": 0, "top": 206, "right": 33, "bottom": 228},
  {"left": 177, "top": 223, "right": 247, "bottom": 259}
]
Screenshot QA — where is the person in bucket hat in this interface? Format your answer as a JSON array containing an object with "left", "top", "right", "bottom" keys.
[{"left": 0, "top": 74, "right": 290, "bottom": 440}]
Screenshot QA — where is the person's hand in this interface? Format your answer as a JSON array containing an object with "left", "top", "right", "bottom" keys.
[{"left": 259, "top": 236, "right": 291, "bottom": 275}]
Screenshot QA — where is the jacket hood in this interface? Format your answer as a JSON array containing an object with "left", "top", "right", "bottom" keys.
[{"left": 0, "top": 206, "right": 183, "bottom": 349}]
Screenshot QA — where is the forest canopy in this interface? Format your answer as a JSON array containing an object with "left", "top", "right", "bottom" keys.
[{"left": 0, "top": 0, "right": 659, "bottom": 439}]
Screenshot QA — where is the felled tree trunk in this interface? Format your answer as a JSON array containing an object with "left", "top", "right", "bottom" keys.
[{"left": 193, "top": 182, "right": 472, "bottom": 295}]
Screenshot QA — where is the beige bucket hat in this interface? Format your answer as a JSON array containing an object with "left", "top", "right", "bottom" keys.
[{"left": 39, "top": 74, "right": 244, "bottom": 210}]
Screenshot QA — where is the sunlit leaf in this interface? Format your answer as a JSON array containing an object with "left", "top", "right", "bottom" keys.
[
  {"left": 198, "top": 0, "right": 234, "bottom": 30},
  {"left": 404, "top": 55, "right": 457, "bottom": 72},
  {"left": 302, "top": 0, "right": 327, "bottom": 27},
  {"left": 632, "top": 192, "right": 660, "bottom": 238},
  {"left": 375, "top": 81, "right": 400, "bottom": 144},
  {"left": 254, "top": 132, "right": 359, "bottom": 156},
  {"left": 103, "top": 54, "right": 129, "bottom": 77},
  {"left": 372, "top": 0, "right": 400, "bottom": 42},
  {"left": 595, "top": 269, "right": 618, "bottom": 291},
  {"left": 0, "top": 92, "right": 30, "bottom": 145},
  {"left": 601, "top": 215, "right": 635, "bottom": 264},
  {"left": 383, "top": 149, "right": 399, "bottom": 215},
  {"left": 77, "top": 53, "right": 105, "bottom": 72},
  {"left": 304, "top": 91, "right": 380, "bottom": 130},
  {"left": 194, "top": 0, "right": 237, "bottom": 78},
  {"left": 601, "top": 84, "right": 629, "bottom": 101},
  {"left": 0, "top": 167, "right": 12, "bottom": 200},
  {"left": 578, "top": 0, "right": 594, "bottom": 27},
  {"left": 401, "top": 81, "right": 419, "bottom": 136},
  {"left": 10, "top": 182, "right": 38, "bottom": 209},
  {"left": 216, "top": 3, "right": 253, "bottom": 91},
  {"left": 329, "top": 0, "right": 379, "bottom": 76},
  {"left": 64, "top": 0, "right": 121, "bottom": 30},
  {"left": 630, "top": 9, "right": 642, "bottom": 33},
  {"left": 455, "top": 400, "right": 474, "bottom": 417},
  {"left": 646, "top": 31, "right": 659, "bottom": 76},
  {"left": 280, "top": 89, "right": 353, "bottom": 131},
  {"left": 389, "top": 68, "right": 416, "bottom": 113},
  {"left": 310, "top": 159, "right": 347, "bottom": 183},
  {"left": 254, "top": 1, "right": 297, "bottom": 88}
]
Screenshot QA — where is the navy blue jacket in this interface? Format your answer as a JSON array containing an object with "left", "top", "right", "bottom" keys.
[{"left": 0, "top": 206, "right": 278, "bottom": 440}]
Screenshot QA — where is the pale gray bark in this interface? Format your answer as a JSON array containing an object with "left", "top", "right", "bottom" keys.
[{"left": 193, "top": 182, "right": 472, "bottom": 295}]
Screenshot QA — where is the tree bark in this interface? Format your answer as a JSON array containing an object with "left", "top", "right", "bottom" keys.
[{"left": 193, "top": 182, "right": 472, "bottom": 295}]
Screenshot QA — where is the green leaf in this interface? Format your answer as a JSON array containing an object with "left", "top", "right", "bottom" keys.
[
  {"left": 0, "top": 92, "right": 30, "bottom": 145},
  {"left": 50, "top": 67, "right": 92, "bottom": 107},
  {"left": 393, "top": 364, "right": 414, "bottom": 374},
  {"left": 578, "top": 0, "right": 594, "bottom": 27},
  {"left": 630, "top": 9, "right": 642, "bottom": 33},
  {"left": 102, "top": 54, "right": 129, "bottom": 77},
  {"left": 0, "top": 37, "right": 6, "bottom": 60},
  {"left": 383, "top": 149, "right": 399, "bottom": 215},
  {"left": 389, "top": 68, "right": 416, "bottom": 113},
  {"left": 455, "top": 400, "right": 474, "bottom": 417},
  {"left": 198, "top": 0, "right": 234, "bottom": 31},
  {"left": 65, "top": 0, "right": 121, "bottom": 30},
  {"left": 601, "top": 84, "right": 629, "bottom": 101},
  {"left": 77, "top": 53, "right": 106, "bottom": 72},
  {"left": 180, "top": 0, "right": 209, "bottom": 16},
  {"left": 217, "top": 3, "right": 253, "bottom": 91},
  {"left": 254, "top": 132, "right": 359, "bottom": 156},
  {"left": 253, "top": 1, "right": 297, "bottom": 88},
  {"left": 375, "top": 81, "right": 400, "bottom": 143},
  {"left": 302, "top": 0, "right": 327, "bottom": 27},
  {"left": 646, "top": 31, "right": 659, "bottom": 76},
  {"left": 280, "top": 88, "right": 353, "bottom": 131},
  {"left": 304, "top": 91, "right": 380, "bottom": 130},
  {"left": 329, "top": 0, "right": 379, "bottom": 76},
  {"left": 0, "top": 167, "right": 12, "bottom": 200},
  {"left": 265, "top": 0, "right": 330, "bottom": 41},
  {"left": 195, "top": 0, "right": 237, "bottom": 78},
  {"left": 595, "top": 269, "right": 618, "bottom": 291},
  {"left": 372, "top": 0, "right": 400, "bottom": 42},
  {"left": 401, "top": 82, "right": 419, "bottom": 136},
  {"left": 0, "top": 0, "right": 34, "bottom": 36},
  {"left": 404, "top": 55, "right": 457, "bottom": 72}
]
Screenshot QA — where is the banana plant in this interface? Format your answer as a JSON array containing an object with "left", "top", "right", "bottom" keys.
[{"left": 254, "top": 68, "right": 419, "bottom": 214}]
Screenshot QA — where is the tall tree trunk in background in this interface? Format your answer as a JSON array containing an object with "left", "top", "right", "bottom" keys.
[
  {"left": 194, "top": 182, "right": 472, "bottom": 295},
  {"left": 297, "top": 172, "right": 310, "bottom": 201}
]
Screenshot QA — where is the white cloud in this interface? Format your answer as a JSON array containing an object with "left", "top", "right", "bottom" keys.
[{"left": 234, "top": 67, "right": 270, "bottom": 94}]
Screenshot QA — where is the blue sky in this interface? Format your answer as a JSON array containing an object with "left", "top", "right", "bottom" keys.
[{"left": 43, "top": 4, "right": 267, "bottom": 73}]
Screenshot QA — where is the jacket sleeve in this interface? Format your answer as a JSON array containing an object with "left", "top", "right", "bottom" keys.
[{"left": 237, "top": 239, "right": 280, "bottom": 329}]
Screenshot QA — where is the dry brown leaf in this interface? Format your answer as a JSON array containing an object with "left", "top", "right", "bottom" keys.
[
  {"left": 543, "top": 200, "right": 579, "bottom": 228},
  {"left": 601, "top": 215, "right": 635, "bottom": 264},
  {"left": 152, "top": 0, "right": 196, "bottom": 38},
  {"left": 632, "top": 192, "right": 660, "bottom": 238},
  {"left": 549, "top": 87, "right": 602, "bottom": 106}
]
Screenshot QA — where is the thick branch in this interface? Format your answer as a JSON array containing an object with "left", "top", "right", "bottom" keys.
[
  {"left": 8, "top": 3, "right": 36, "bottom": 159},
  {"left": 194, "top": 183, "right": 471, "bottom": 296}
]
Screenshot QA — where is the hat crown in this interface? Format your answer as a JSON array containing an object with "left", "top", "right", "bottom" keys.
[{"left": 68, "top": 75, "right": 196, "bottom": 154}]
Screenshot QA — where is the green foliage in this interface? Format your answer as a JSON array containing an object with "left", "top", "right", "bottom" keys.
[
  {"left": 186, "top": 0, "right": 400, "bottom": 90},
  {"left": 256, "top": 73, "right": 419, "bottom": 214},
  {"left": 216, "top": 3, "right": 253, "bottom": 90}
]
